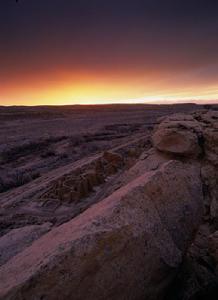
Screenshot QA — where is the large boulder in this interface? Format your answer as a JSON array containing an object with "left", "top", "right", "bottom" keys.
[
  {"left": 152, "top": 114, "right": 202, "bottom": 157},
  {"left": 0, "top": 161, "right": 203, "bottom": 300}
]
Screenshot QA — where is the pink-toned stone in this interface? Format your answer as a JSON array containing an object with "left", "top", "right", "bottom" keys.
[{"left": 0, "top": 161, "right": 203, "bottom": 300}]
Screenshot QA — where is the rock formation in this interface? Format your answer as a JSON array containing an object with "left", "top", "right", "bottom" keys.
[
  {"left": 0, "top": 223, "right": 52, "bottom": 267},
  {"left": 0, "top": 161, "right": 203, "bottom": 300},
  {"left": 152, "top": 110, "right": 218, "bottom": 299},
  {"left": 0, "top": 109, "right": 218, "bottom": 299},
  {"left": 152, "top": 114, "right": 202, "bottom": 157}
]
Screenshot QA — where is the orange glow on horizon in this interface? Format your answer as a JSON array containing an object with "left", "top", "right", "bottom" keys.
[{"left": 1, "top": 71, "right": 218, "bottom": 106}]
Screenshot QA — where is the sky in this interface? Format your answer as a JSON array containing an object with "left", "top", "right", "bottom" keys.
[{"left": 1, "top": 0, "right": 218, "bottom": 105}]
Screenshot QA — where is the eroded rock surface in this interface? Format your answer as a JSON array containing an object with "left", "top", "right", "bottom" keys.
[
  {"left": 152, "top": 110, "right": 218, "bottom": 299},
  {"left": 0, "top": 222, "right": 52, "bottom": 267},
  {"left": 0, "top": 161, "right": 203, "bottom": 300},
  {"left": 152, "top": 114, "right": 202, "bottom": 157},
  {"left": 1, "top": 109, "right": 218, "bottom": 300}
]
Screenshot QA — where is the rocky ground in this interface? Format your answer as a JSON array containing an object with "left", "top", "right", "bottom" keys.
[
  {"left": 0, "top": 104, "right": 200, "bottom": 194},
  {"left": 0, "top": 104, "right": 218, "bottom": 299}
]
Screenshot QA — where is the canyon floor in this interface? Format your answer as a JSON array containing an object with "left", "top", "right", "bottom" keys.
[{"left": 0, "top": 103, "right": 218, "bottom": 300}]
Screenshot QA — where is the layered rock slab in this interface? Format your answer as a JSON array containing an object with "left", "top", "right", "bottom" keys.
[
  {"left": 0, "top": 223, "right": 52, "bottom": 267},
  {"left": 0, "top": 160, "right": 203, "bottom": 300}
]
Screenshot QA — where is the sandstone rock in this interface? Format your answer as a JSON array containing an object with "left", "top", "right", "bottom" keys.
[
  {"left": 0, "top": 161, "right": 203, "bottom": 300},
  {"left": 153, "top": 111, "right": 218, "bottom": 161},
  {"left": 76, "top": 179, "right": 89, "bottom": 198},
  {"left": 84, "top": 171, "right": 98, "bottom": 187},
  {"left": 152, "top": 114, "right": 202, "bottom": 157},
  {"left": 0, "top": 223, "right": 52, "bottom": 267},
  {"left": 119, "top": 148, "right": 169, "bottom": 187},
  {"left": 103, "top": 151, "right": 123, "bottom": 166},
  {"left": 104, "top": 163, "right": 117, "bottom": 175}
]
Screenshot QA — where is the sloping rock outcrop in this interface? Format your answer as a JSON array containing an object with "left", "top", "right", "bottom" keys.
[
  {"left": 0, "top": 223, "right": 52, "bottom": 267},
  {"left": 0, "top": 161, "right": 203, "bottom": 300},
  {"left": 1, "top": 109, "right": 218, "bottom": 300}
]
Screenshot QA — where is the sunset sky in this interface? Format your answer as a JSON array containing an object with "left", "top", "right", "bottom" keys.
[{"left": 1, "top": 0, "right": 218, "bottom": 105}]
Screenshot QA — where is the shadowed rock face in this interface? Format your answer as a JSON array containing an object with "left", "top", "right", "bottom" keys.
[
  {"left": 152, "top": 110, "right": 218, "bottom": 300},
  {"left": 0, "top": 161, "right": 203, "bottom": 300}
]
